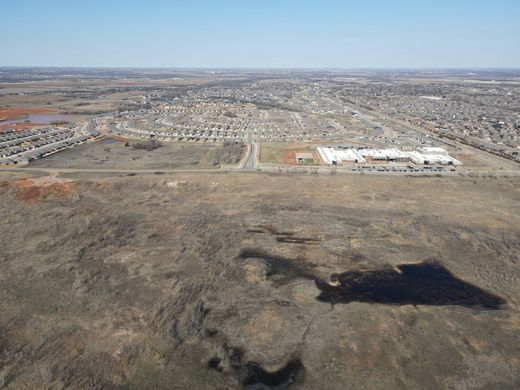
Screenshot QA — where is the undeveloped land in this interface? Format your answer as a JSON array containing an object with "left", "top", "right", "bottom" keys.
[
  {"left": 28, "top": 139, "right": 220, "bottom": 170},
  {"left": 0, "top": 172, "right": 520, "bottom": 389},
  {"left": 259, "top": 142, "right": 322, "bottom": 165}
]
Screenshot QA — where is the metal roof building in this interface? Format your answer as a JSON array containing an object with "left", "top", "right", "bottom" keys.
[{"left": 317, "top": 146, "right": 462, "bottom": 166}]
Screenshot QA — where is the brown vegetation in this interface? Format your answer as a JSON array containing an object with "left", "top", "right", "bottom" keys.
[
  {"left": 208, "top": 141, "right": 244, "bottom": 166},
  {"left": 0, "top": 173, "right": 519, "bottom": 389},
  {"left": 131, "top": 139, "right": 163, "bottom": 151}
]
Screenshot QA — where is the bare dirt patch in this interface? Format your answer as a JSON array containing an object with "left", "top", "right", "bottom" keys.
[
  {"left": 282, "top": 151, "right": 297, "bottom": 165},
  {"left": 7, "top": 174, "right": 74, "bottom": 202},
  {"left": 267, "top": 146, "right": 322, "bottom": 166}
]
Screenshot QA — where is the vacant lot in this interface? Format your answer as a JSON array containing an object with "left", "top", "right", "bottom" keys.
[
  {"left": 259, "top": 142, "right": 322, "bottom": 165},
  {"left": 29, "top": 139, "right": 221, "bottom": 170},
  {"left": 451, "top": 150, "right": 491, "bottom": 168},
  {"left": 0, "top": 172, "right": 519, "bottom": 389}
]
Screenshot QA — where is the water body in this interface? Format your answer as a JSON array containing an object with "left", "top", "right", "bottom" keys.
[
  {"left": 315, "top": 262, "right": 506, "bottom": 310},
  {"left": 0, "top": 114, "right": 69, "bottom": 125},
  {"left": 244, "top": 359, "right": 303, "bottom": 390}
]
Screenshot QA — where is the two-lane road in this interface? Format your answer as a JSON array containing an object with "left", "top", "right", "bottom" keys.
[{"left": 241, "top": 129, "right": 257, "bottom": 170}]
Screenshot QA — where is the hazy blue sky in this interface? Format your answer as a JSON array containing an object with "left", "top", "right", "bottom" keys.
[{"left": 1, "top": 0, "right": 519, "bottom": 68}]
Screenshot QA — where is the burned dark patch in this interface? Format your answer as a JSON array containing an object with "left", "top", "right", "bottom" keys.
[
  {"left": 239, "top": 248, "right": 316, "bottom": 283},
  {"left": 205, "top": 328, "right": 218, "bottom": 337},
  {"left": 227, "top": 346, "right": 243, "bottom": 368},
  {"left": 208, "top": 356, "right": 222, "bottom": 371},
  {"left": 316, "top": 262, "right": 506, "bottom": 310},
  {"left": 275, "top": 237, "right": 320, "bottom": 245},
  {"left": 244, "top": 359, "right": 303, "bottom": 390},
  {"left": 256, "top": 225, "right": 295, "bottom": 236},
  {"left": 246, "top": 229, "right": 265, "bottom": 234},
  {"left": 248, "top": 225, "right": 320, "bottom": 245}
]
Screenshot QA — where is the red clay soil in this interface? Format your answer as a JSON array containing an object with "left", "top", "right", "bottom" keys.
[
  {"left": 0, "top": 107, "right": 57, "bottom": 120},
  {"left": 282, "top": 151, "right": 297, "bottom": 165},
  {"left": 311, "top": 151, "right": 323, "bottom": 166},
  {"left": 7, "top": 178, "right": 74, "bottom": 202},
  {"left": 0, "top": 108, "right": 58, "bottom": 130}
]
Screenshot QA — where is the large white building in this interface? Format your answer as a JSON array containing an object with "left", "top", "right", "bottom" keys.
[
  {"left": 417, "top": 146, "right": 448, "bottom": 156},
  {"left": 317, "top": 146, "right": 462, "bottom": 166}
]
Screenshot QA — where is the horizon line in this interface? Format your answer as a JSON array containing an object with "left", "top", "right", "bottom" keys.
[{"left": 2, "top": 66, "right": 520, "bottom": 71}]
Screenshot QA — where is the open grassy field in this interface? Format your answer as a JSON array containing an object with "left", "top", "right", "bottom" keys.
[
  {"left": 0, "top": 171, "right": 519, "bottom": 389},
  {"left": 28, "top": 139, "right": 220, "bottom": 170}
]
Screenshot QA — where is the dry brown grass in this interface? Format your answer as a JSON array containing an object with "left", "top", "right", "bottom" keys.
[{"left": 0, "top": 172, "right": 519, "bottom": 389}]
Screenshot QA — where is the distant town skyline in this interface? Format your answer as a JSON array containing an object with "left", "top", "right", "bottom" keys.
[{"left": 1, "top": 0, "right": 519, "bottom": 68}]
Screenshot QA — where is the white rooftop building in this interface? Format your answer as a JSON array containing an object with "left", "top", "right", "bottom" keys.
[
  {"left": 317, "top": 146, "right": 462, "bottom": 166},
  {"left": 417, "top": 146, "right": 448, "bottom": 156},
  {"left": 333, "top": 149, "right": 367, "bottom": 164}
]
